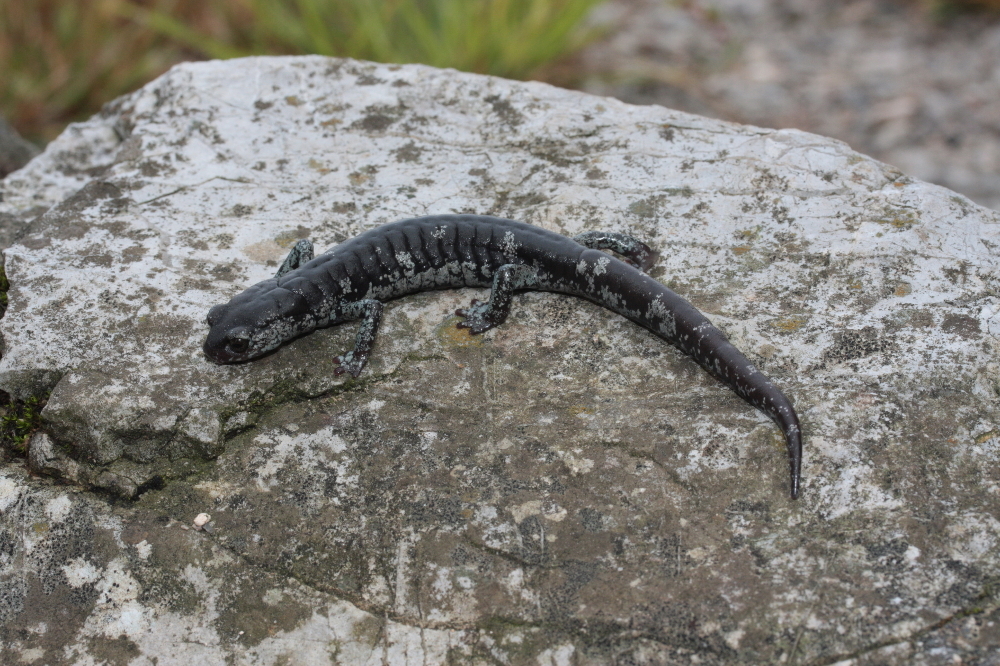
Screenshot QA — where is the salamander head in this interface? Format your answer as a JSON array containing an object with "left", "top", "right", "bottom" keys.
[{"left": 203, "top": 279, "right": 314, "bottom": 364}]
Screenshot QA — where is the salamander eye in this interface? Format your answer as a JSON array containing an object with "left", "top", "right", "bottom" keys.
[{"left": 226, "top": 332, "right": 251, "bottom": 354}]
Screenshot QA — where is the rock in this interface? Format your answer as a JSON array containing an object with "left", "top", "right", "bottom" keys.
[
  {"left": 0, "top": 117, "right": 39, "bottom": 181},
  {"left": 0, "top": 113, "right": 122, "bottom": 253},
  {"left": 1, "top": 56, "right": 999, "bottom": 663}
]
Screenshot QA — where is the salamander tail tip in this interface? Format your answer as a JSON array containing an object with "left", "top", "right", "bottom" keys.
[{"left": 788, "top": 431, "right": 802, "bottom": 500}]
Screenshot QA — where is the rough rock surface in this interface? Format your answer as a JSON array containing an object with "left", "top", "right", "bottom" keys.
[{"left": 2, "top": 56, "right": 1000, "bottom": 664}]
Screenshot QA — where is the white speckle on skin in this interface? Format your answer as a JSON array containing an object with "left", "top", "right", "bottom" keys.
[
  {"left": 396, "top": 251, "right": 416, "bottom": 275},
  {"left": 500, "top": 230, "right": 519, "bottom": 255}
]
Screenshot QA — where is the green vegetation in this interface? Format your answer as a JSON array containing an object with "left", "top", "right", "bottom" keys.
[
  {"left": 0, "top": 0, "right": 189, "bottom": 142},
  {"left": 128, "top": 0, "right": 602, "bottom": 78},
  {"left": 1, "top": 0, "right": 604, "bottom": 143},
  {"left": 0, "top": 393, "right": 47, "bottom": 454}
]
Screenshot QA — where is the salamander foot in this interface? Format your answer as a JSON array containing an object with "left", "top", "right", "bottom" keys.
[
  {"left": 333, "top": 350, "right": 367, "bottom": 378},
  {"left": 456, "top": 299, "right": 498, "bottom": 335}
]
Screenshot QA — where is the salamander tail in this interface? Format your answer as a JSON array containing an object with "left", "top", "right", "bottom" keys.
[{"left": 787, "top": 427, "right": 802, "bottom": 500}]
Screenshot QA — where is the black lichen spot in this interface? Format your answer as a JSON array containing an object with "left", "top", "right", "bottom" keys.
[
  {"left": 942, "top": 313, "right": 980, "bottom": 339},
  {"left": 86, "top": 634, "right": 141, "bottom": 666},
  {"left": 580, "top": 507, "right": 604, "bottom": 532},
  {"left": 230, "top": 204, "right": 253, "bottom": 217},
  {"left": 356, "top": 74, "right": 385, "bottom": 86},
  {"left": 942, "top": 262, "right": 969, "bottom": 285},
  {"left": 511, "top": 191, "right": 548, "bottom": 208},
  {"left": 628, "top": 195, "right": 668, "bottom": 219},
  {"left": 139, "top": 160, "right": 163, "bottom": 177},
  {"left": 725, "top": 499, "right": 771, "bottom": 522},
  {"left": 351, "top": 104, "right": 406, "bottom": 132},
  {"left": 254, "top": 100, "right": 273, "bottom": 110},
  {"left": 823, "top": 326, "right": 896, "bottom": 364},
  {"left": 392, "top": 141, "right": 424, "bottom": 163},
  {"left": 862, "top": 538, "right": 910, "bottom": 573},
  {"left": 484, "top": 94, "right": 524, "bottom": 127},
  {"left": 210, "top": 233, "right": 234, "bottom": 250},
  {"left": 121, "top": 245, "right": 146, "bottom": 263},
  {"left": 659, "top": 125, "right": 676, "bottom": 142}
]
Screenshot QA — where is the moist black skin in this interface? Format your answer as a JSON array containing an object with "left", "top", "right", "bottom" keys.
[{"left": 204, "top": 214, "right": 803, "bottom": 498}]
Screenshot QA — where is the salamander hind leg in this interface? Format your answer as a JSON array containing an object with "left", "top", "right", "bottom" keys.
[
  {"left": 574, "top": 231, "right": 659, "bottom": 272},
  {"left": 334, "top": 299, "right": 384, "bottom": 377},
  {"left": 456, "top": 264, "right": 539, "bottom": 334},
  {"left": 275, "top": 239, "right": 315, "bottom": 278}
]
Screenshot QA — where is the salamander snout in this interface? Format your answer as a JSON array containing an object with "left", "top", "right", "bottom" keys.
[{"left": 203, "top": 324, "right": 254, "bottom": 364}]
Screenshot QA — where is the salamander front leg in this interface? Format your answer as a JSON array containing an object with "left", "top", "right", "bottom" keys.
[
  {"left": 574, "top": 231, "right": 659, "bottom": 271},
  {"left": 333, "top": 299, "right": 384, "bottom": 377},
  {"left": 456, "top": 264, "right": 539, "bottom": 334},
  {"left": 275, "top": 240, "right": 315, "bottom": 278}
]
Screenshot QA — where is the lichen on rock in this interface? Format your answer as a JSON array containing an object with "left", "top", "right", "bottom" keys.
[{"left": 0, "top": 56, "right": 998, "bottom": 664}]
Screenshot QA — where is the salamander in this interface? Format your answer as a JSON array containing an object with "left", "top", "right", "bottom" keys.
[{"left": 204, "top": 214, "right": 803, "bottom": 498}]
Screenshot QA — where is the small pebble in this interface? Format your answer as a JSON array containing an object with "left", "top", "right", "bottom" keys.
[{"left": 193, "top": 513, "right": 211, "bottom": 528}]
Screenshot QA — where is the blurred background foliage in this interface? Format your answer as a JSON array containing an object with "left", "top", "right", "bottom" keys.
[{"left": 0, "top": 0, "right": 604, "bottom": 143}]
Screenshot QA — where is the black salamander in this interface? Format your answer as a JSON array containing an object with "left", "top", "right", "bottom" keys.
[{"left": 204, "top": 214, "right": 802, "bottom": 498}]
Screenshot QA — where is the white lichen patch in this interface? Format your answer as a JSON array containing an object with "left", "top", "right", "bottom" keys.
[
  {"left": 555, "top": 447, "right": 594, "bottom": 476},
  {"left": 61, "top": 557, "right": 103, "bottom": 588},
  {"left": 43, "top": 494, "right": 72, "bottom": 522},
  {"left": 251, "top": 425, "right": 354, "bottom": 497},
  {"left": 0, "top": 475, "right": 22, "bottom": 513}
]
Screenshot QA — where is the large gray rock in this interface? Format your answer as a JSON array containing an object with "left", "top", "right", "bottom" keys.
[{"left": 1, "top": 56, "right": 999, "bottom": 664}]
